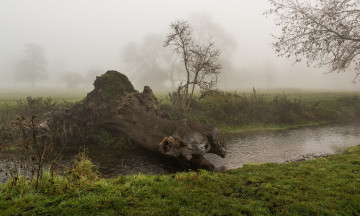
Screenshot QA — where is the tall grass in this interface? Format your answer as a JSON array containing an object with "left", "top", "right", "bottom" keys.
[{"left": 160, "top": 91, "right": 360, "bottom": 131}]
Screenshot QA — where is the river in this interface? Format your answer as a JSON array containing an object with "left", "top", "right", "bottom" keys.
[
  {"left": 1, "top": 123, "right": 359, "bottom": 182},
  {"left": 205, "top": 122, "right": 360, "bottom": 169}
]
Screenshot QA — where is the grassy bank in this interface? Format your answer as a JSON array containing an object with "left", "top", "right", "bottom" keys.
[
  {"left": 1, "top": 89, "right": 360, "bottom": 215},
  {"left": 0, "top": 88, "right": 359, "bottom": 131},
  {"left": 159, "top": 90, "right": 360, "bottom": 133},
  {"left": 0, "top": 89, "right": 359, "bottom": 148},
  {"left": 1, "top": 145, "right": 360, "bottom": 215}
]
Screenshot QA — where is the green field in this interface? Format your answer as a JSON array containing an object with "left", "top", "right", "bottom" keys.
[
  {"left": 1, "top": 88, "right": 360, "bottom": 215},
  {"left": 0, "top": 88, "right": 89, "bottom": 104},
  {"left": 1, "top": 145, "right": 360, "bottom": 215}
]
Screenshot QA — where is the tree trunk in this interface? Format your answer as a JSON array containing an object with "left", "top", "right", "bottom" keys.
[
  {"left": 44, "top": 71, "right": 226, "bottom": 170},
  {"left": 186, "top": 76, "right": 198, "bottom": 112}
]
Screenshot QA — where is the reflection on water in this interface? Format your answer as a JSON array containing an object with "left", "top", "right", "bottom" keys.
[
  {"left": 0, "top": 145, "right": 185, "bottom": 183},
  {"left": 1, "top": 123, "right": 359, "bottom": 182},
  {"left": 205, "top": 123, "right": 360, "bottom": 169},
  {"left": 60, "top": 145, "right": 187, "bottom": 178}
]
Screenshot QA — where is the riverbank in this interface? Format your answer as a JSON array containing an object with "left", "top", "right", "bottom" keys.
[
  {"left": 218, "top": 120, "right": 330, "bottom": 134},
  {"left": 159, "top": 90, "right": 360, "bottom": 134},
  {"left": 1, "top": 89, "right": 359, "bottom": 168},
  {"left": 1, "top": 145, "right": 360, "bottom": 215},
  {"left": 1, "top": 89, "right": 359, "bottom": 133}
]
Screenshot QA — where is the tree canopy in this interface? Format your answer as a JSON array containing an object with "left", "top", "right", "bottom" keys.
[
  {"left": 121, "top": 34, "right": 179, "bottom": 89},
  {"left": 16, "top": 44, "right": 48, "bottom": 87},
  {"left": 266, "top": 0, "right": 360, "bottom": 82}
]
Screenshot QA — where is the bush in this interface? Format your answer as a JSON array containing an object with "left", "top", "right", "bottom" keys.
[
  {"left": 65, "top": 152, "right": 99, "bottom": 187},
  {"left": 161, "top": 91, "right": 347, "bottom": 128}
]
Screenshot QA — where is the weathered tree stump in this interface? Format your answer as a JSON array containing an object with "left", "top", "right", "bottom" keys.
[{"left": 49, "top": 71, "right": 226, "bottom": 170}]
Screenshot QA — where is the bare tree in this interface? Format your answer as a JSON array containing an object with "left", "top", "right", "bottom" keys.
[
  {"left": 266, "top": 0, "right": 360, "bottom": 83},
  {"left": 16, "top": 44, "right": 48, "bottom": 87},
  {"left": 164, "top": 20, "right": 221, "bottom": 111}
]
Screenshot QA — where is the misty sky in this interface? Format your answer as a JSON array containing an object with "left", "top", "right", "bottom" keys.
[{"left": 0, "top": 0, "right": 359, "bottom": 90}]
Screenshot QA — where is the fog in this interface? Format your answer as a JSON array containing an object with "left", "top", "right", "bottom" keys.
[{"left": 0, "top": 0, "right": 359, "bottom": 91}]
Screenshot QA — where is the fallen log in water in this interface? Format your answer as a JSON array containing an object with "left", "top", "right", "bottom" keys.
[{"left": 45, "top": 71, "right": 226, "bottom": 170}]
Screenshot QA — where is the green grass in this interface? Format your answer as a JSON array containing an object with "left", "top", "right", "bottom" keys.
[
  {"left": 1, "top": 88, "right": 360, "bottom": 215},
  {"left": 1, "top": 88, "right": 359, "bottom": 135},
  {"left": 1, "top": 145, "right": 360, "bottom": 215},
  {"left": 0, "top": 88, "right": 88, "bottom": 104},
  {"left": 159, "top": 90, "right": 360, "bottom": 133}
]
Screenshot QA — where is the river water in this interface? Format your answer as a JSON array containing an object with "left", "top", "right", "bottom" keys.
[
  {"left": 1, "top": 123, "right": 359, "bottom": 182},
  {"left": 205, "top": 123, "right": 360, "bottom": 169}
]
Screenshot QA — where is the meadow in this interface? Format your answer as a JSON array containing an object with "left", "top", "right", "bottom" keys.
[{"left": 0, "top": 88, "right": 360, "bottom": 215}]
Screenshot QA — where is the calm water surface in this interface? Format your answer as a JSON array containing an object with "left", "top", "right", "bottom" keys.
[
  {"left": 205, "top": 123, "right": 360, "bottom": 169},
  {"left": 1, "top": 123, "right": 359, "bottom": 182}
]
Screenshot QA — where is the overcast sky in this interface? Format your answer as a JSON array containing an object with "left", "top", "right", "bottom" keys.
[{"left": 0, "top": 0, "right": 359, "bottom": 90}]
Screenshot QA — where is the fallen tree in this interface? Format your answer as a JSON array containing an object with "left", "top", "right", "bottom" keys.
[{"left": 43, "top": 71, "right": 226, "bottom": 170}]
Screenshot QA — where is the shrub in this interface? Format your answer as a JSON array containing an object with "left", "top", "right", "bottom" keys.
[{"left": 65, "top": 152, "right": 99, "bottom": 187}]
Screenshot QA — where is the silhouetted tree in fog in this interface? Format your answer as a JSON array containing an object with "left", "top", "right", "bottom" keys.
[
  {"left": 266, "top": 0, "right": 360, "bottom": 83},
  {"left": 189, "top": 13, "right": 238, "bottom": 89},
  {"left": 122, "top": 34, "right": 181, "bottom": 89},
  {"left": 190, "top": 13, "right": 237, "bottom": 57},
  {"left": 61, "top": 71, "right": 83, "bottom": 88},
  {"left": 164, "top": 20, "right": 221, "bottom": 112},
  {"left": 16, "top": 44, "right": 47, "bottom": 87}
]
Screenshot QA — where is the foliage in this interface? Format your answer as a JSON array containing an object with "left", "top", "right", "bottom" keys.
[
  {"left": 1, "top": 145, "right": 360, "bottom": 215},
  {"left": 266, "top": 0, "right": 360, "bottom": 82},
  {"left": 162, "top": 90, "right": 356, "bottom": 130},
  {"left": 0, "top": 96, "right": 70, "bottom": 146},
  {"left": 0, "top": 96, "right": 75, "bottom": 190},
  {"left": 65, "top": 152, "right": 99, "bottom": 187},
  {"left": 0, "top": 96, "right": 67, "bottom": 122},
  {"left": 0, "top": 152, "right": 99, "bottom": 205}
]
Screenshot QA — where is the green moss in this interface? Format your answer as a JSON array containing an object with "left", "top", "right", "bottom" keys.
[
  {"left": 89, "top": 128, "right": 132, "bottom": 150},
  {"left": 93, "top": 71, "right": 136, "bottom": 98}
]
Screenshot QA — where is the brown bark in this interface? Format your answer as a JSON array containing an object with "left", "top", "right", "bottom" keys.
[{"left": 48, "top": 71, "right": 226, "bottom": 170}]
